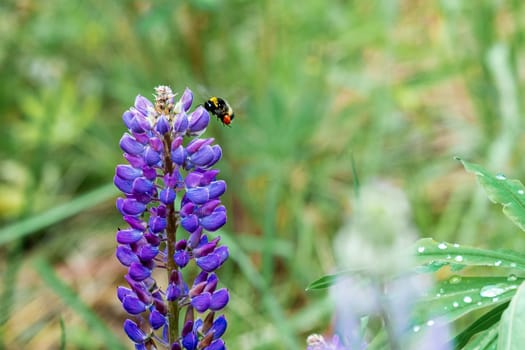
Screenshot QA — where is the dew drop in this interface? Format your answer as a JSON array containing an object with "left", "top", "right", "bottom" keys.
[
  {"left": 438, "top": 243, "right": 447, "bottom": 250},
  {"left": 436, "top": 293, "right": 441, "bottom": 298},
  {"left": 494, "top": 260, "right": 502, "bottom": 267},
  {"left": 518, "top": 189, "right": 525, "bottom": 195},
  {"left": 413, "top": 325, "right": 421, "bottom": 333},
  {"left": 449, "top": 276, "right": 462, "bottom": 284},
  {"left": 496, "top": 174, "right": 506, "bottom": 180},
  {"left": 493, "top": 297, "right": 499, "bottom": 302},
  {"left": 510, "top": 262, "right": 517, "bottom": 268},
  {"left": 477, "top": 301, "right": 482, "bottom": 306},
  {"left": 507, "top": 274, "right": 518, "bottom": 282},
  {"left": 480, "top": 285, "right": 506, "bottom": 298},
  {"left": 417, "top": 246, "right": 425, "bottom": 253},
  {"left": 480, "top": 283, "right": 518, "bottom": 299},
  {"left": 426, "top": 320, "right": 435, "bottom": 327},
  {"left": 455, "top": 255, "right": 464, "bottom": 262},
  {"left": 452, "top": 302, "right": 459, "bottom": 308},
  {"left": 463, "top": 296, "right": 472, "bottom": 303},
  {"left": 446, "top": 255, "right": 452, "bottom": 259},
  {"left": 453, "top": 243, "right": 460, "bottom": 248}
]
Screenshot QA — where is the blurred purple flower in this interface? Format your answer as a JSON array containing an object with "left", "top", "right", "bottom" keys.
[{"left": 311, "top": 181, "right": 452, "bottom": 350}]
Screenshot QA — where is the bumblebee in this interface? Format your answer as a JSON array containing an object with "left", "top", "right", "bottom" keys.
[{"left": 204, "top": 97, "right": 235, "bottom": 126}]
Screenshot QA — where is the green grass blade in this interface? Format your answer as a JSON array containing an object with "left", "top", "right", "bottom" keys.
[
  {"left": 306, "top": 273, "right": 344, "bottom": 291},
  {"left": 306, "top": 270, "right": 368, "bottom": 291},
  {"left": 59, "top": 316, "right": 66, "bottom": 350},
  {"left": 461, "top": 322, "right": 498, "bottom": 350},
  {"left": 0, "top": 183, "right": 118, "bottom": 246},
  {"left": 452, "top": 302, "right": 508, "bottom": 349}
]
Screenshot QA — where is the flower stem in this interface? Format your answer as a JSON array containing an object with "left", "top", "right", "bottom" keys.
[
  {"left": 166, "top": 204, "right": 179, "bottom": 345},
  {"left": 164, "top": 134, "right": 180, "bottom": 345}
]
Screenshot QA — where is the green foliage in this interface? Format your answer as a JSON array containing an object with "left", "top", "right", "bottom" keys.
[
  {"left": 415, "top": 238, "right": 525, "bottom": 271},
  {"left": 498, "top": 282, "right": 525, "bottom": 349},
  {"left": 458, "top": 158, "right": 525, "bottom": 233},
  {"left": 412, "top": 238, "right": 525, "bottom": 348},
  {"left": 31, "top": 256, "right": 126, "bottom": 349},
  {"left": 2, "top": 0, "right": 525, "bottom": 349},
  {"left": 453, "top": 302, "right": 507, "bottom": 349},
  {"left": 308, "top": 161, "right": 525, "bottom": 349}
]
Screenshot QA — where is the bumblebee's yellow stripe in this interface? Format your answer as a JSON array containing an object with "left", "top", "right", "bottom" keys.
[{"left": 209, "top": 96, "right": 219, "bottom": 107}]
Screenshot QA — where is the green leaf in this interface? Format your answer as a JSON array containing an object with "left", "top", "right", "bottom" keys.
[
  {"left": 461, "top": 322, "right": 498, "bottom": 350},
  {"left": 306, "top": 274, "right": 340, "bottom": 290},
  {"left": 306, "top": 270, "right": 368, "bottom": 291},
  {"left": 452, "top": 302, "right": 508, "bottom": 349},
  {"left": 457, "top": 157, "right": 525, "bottom": 232},
  {"left": 414, "top": 238, "right": 525, "bottom": 271},
  {"left": 412, "top": 276, "right": 521, "bottom": 328},
  {"left": 498, "top": 281, "right": 525, "bottom": 349}
]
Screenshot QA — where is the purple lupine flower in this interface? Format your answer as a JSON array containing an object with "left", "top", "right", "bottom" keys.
[{"left": 115, "top": 86, "right": 229, "bottom": 349}]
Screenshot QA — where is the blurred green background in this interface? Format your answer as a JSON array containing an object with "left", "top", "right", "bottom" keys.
[{"left": 1, "top": 0, "right": 525, "bottom": 349}]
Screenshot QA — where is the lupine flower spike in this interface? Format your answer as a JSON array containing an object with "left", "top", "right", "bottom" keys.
[{"left": 115, "top": 86, "right": 229, "bottom": 350}]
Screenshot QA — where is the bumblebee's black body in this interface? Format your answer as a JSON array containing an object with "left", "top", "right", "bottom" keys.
[{"left": 204, "top": 97, "right": 235, "bottom": 126}]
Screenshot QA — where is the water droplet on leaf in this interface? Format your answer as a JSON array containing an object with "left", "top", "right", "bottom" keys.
[
  {"left": 480, "top": 286, "right": 503, "bottom": 298},
  {"left": 449, "top": 276, "right": 462, "bottom": 284},
  {"left": 480, "top": 284, "right": 513, "bottom": 298},
  {"left": 507, "top": 274, "right": 518, "bottom": 282}
]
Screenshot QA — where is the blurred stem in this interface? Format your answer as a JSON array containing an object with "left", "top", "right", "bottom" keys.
[
  {"left": 262, "top": 179, "right": 280, "bottom": 283},
  {"left": 0, "top": 242, "right": 22, "bottom": 348},
  {"left": 59, "top": 316, "right": 66, "bottom": 350},
  {"left": 378, "top": 284, "right": 400, "bottom": 350},
  {"left": 164, "top": 135, "right": 180, "bottom": 346},
  {"left": 381, "top": 308, "right": 400, "bottom": 350}
]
